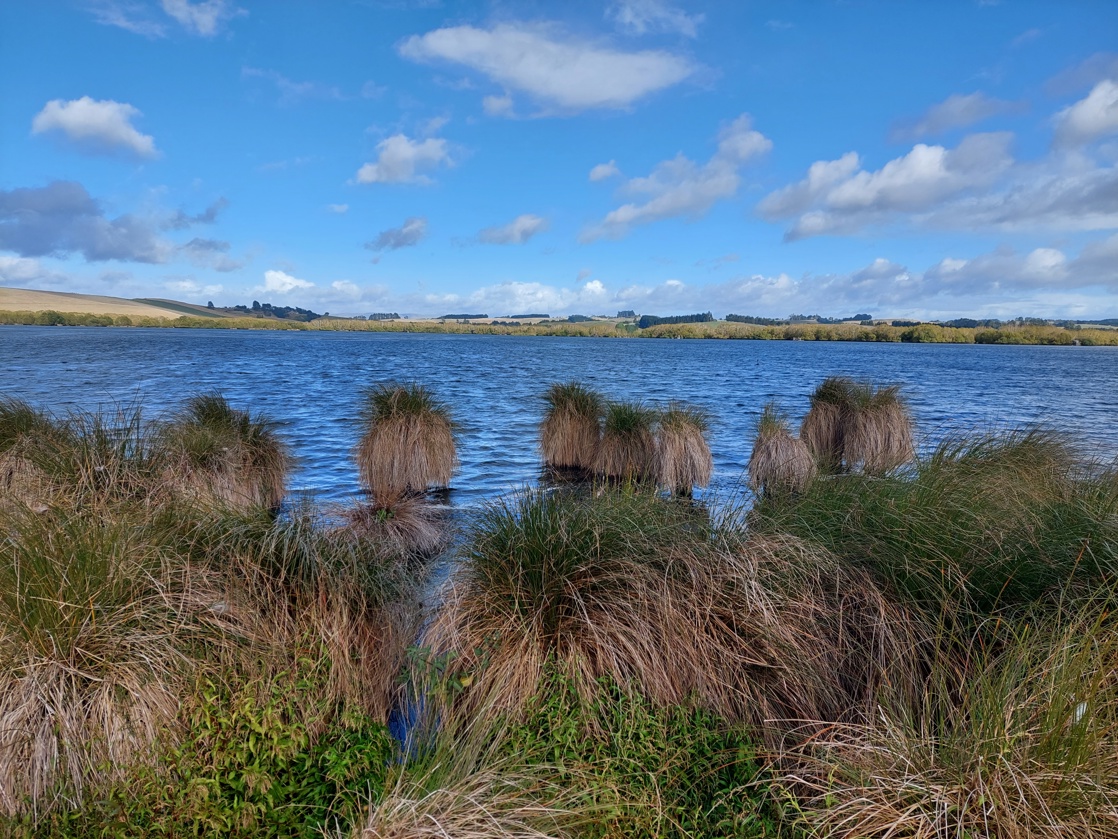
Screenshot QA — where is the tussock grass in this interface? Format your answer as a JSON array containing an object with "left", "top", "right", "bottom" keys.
[
  {"left": 0, "top": 398, "right": 61, "bottom": 511},
  {"left": 539, "top": 382, "right": 604, "bottom": 472},
  {"left": 776, "top": 601, "right": 1118, "bottom": 838},
  {"left": 160, "top": 393, "right": 291, "bottom": 512},
  {"left": 594, "top": 401, "right": 658, "bottom": 483},
  {"left": 748, "top": 402, "right": 816, "bottom": 498},
  {"left": 0, "top": 505, "right": 184, "bottom": 817},
  {"left": 337, "top": 497, "right": 452, "bottom": 557},
  {"left": 655, "top": 403, "right": 713, "bottom": 493},
  {"left": 422, "top": 490, "right": 924, "bottom": 736},
  {"left": 752, "top": 428, "right": 1118, "bottom": 619},
  {"left": 800, "top": 376, "right": 914, "bottom": 475},
  {"left": 356, "top": 383, "right": 457, "bottom": 501}
]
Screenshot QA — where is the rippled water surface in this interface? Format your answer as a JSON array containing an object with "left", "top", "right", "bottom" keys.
[{"left": 3, "top": 327, "right": 1116, "bottom": 507}]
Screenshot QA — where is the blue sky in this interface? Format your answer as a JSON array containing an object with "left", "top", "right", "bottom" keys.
[{"left": 1, "top": 0, "right": 1116, "bottom": 320}]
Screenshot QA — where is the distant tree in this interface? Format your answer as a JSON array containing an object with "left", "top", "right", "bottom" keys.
[
  {"left": 617, "top": 310, "right": 636, "bottom": 318},
  {"left": 637, "top": 312, "right": 713, "bottom": 329},
  {"left": 252, "top": 300, "right": 261, "bottom": 311},
  {"left": 207, "top": 301, "right": 215, "bottom": 309},
  {"left": 567, "top": 314, "right": 593, "bottom": 323}
]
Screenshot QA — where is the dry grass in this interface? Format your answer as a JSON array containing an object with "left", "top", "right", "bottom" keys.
[
  {"left": 160, "top": 393, "right": 291, "bottom": 512},
  {"left": 800, "top": 378, "right": 849, "bottom": 474},
  {"left": 775, "top": 603, "right": 1118, "bottom": 838},
  {"left": 594, "top": 401, "right": 658, "bottom": 483},
  {"left": 538, "top": 382, "right": 603, "bottom": 472},
  {"left": 356, "top": 384, "right": 457, "bottom": 501},
  {"left": 655, "top": 403, "right": 713, "bottom": 493},
  {"left": 800, "top": 377, "right": 914, "bottom": 475},
  {"left": 748, "top": 402, "right": 816, "bottom": 498},
  {"left": 337, "top": 496, "right": 452, "bottom": 557},
  {"left": 421, "top": 490, "right": 925, "bottom": 739}
]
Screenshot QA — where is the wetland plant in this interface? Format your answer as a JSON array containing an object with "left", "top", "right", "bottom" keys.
[
  {"left": 655, "top": 403, "right": 713, "bottom": 494},
  {"left": 800, "top": 376, "right": 914, "bottom": 475},
  {"left": 356, "top": 383, "right": 457, "bottom": 502},
  {"left": 538, "top": 381, "right": 603, "bottom": 472},
  {"left": 594, "top": 400, "right": 658, "bottom": 484},
  {"left": 748, "top": 401, "right": 816, "bottom": 498},
  {"left": 161, "top": 393, "right": 291, "bottom": 512}
]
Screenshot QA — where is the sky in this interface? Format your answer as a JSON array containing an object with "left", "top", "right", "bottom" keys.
[{"left": 1, "top": 0, "right": 1117, "bottom": 321}]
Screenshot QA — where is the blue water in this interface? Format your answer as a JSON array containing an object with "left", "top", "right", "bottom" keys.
[{"left": 3, "top": 326, "right": 1116, "bottom": 507}]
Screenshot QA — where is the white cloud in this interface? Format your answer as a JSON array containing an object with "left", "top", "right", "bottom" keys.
[
  {"left": 87, "top": 2, "right": 167, "bottom": 37},
  {"left": 893, "top": 92, "right": 1024, "bottom": 140},
  {"left": 608, "top": 0, "right": 703, "bottom": 38},
  {"left": 31, "top": 97, "right": 158, "bottom": 159},
  {"left": 399, "top": 23, "right": 694, "bottom": 112},
  {"left": 355, "top": 134, "right": 452, "bottom": 184},
  {"left": 167, "top": 278, "right": 223, "bottom": 296},
  {"left": 424, "top": 278, "right": 609, "bottom": 315},
  {"left": 583, "top": 114, "right": 771, "bottom": 241},
  {"left": 1053, "top": 79, "right": 1118, "bottom": 146},
  {"left": 257, "top": 269, "right": 314, "bottom": 294},
  {"left": 589, "top": 160, "right": 621, "bottom": 181},
  {"left": 366, "top": 217, "right": 428, "bottom": 251},
  {"left": 478, "top": 214, "right": 548, "bottom": 245},
  {"left": 160, "top": 0, "right": 244, "bottom": 37},
  {"left": 326, "top": 203, "right": 349, "bottom": 214},
  {"left": 482, "top": 94, "right": 515, "bottom": 117},
  {"left": 241, "top": 66, "right": 343, "bottom": 104},
  {"left": 759, "top": 133, "right": 1015, "bottom": 239},
  {"left": 0, "top": 255, "right": 70, "bottom": 287}
]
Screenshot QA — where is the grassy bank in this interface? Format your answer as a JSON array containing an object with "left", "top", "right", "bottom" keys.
[
  {"left": 4, "top": 307, "right": 1118, "bottom": 345},
  {"left": 2, "top": 387, "right": 1117, "bottom": 837}
]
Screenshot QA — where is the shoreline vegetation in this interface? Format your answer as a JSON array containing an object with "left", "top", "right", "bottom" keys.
[
  {"left": 2, "top": 380, "right": 1118, "bottom": 837},
  {"left": 4, "top": 306, "right": 1118, "bottom": 345}
]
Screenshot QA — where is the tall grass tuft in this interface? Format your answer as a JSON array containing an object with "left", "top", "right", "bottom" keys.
[
  {"left": 422, "top": 489, "right": 923, "bottom": 734},
  {"left": 0, "top": 505, "right": 184, "bottom": 817},
  {"left": 539, "top": 382, "right": 604, "bottom": 472},
  {"left": 776, "top": 600, "right": 1118, "bottom": 838},
  {"left": 800, "top": 376, "right": 914, "bottom": 475},
  {"left": 748, "top": 402, "right": 816, "bottom": 498},
  {"left": 161, "top": 393, "right": 291, "bottom": 512},
  {"left": 0, "top": 398, "right": 64, "bottom": 511},
  {"left": 338, "top": 496, "right": 451, "bottom": 557},
  {"left": 594, "top": 401, "right": 658, "bottom": 483},
  {"left": 356, "top": 383, "right": 457, "bottom": 501},
  {"left": 655, "top": 403, "right": 713, "bottom": 494}
]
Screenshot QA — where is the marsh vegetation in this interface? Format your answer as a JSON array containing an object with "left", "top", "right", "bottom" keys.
[{"left": 2, "top": 380, "right": 1116, "bottom": 838}]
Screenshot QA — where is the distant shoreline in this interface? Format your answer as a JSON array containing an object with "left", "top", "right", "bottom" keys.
[{"left": 3, "top": 308, "right": 1118, "bottom": 346}]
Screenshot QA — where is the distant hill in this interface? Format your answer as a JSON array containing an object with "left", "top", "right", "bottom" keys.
[{"left": 0, "top": 288, "right": 179, "bottom": 319}]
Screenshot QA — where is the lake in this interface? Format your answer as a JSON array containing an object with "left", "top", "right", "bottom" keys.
[{"left": 3, "top": 326, "right": 1116, "bottom": 508}]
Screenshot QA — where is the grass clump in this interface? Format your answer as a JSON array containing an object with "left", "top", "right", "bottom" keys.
[
  {"left": 655, "top": 403, "right": 713, "bottom": 494},
  {"left": 539, "top": 382, "right": 604, "bottom": 472},
  {"left": 160, "top": 393, "right": 291, "bottom": 513},
  {"left": 776, "top": 601, "right": 1118, "bottom": 838},
  {"left": 800, "top": 376, "right": 914, "bottom": 475},
  {"left": 355, "top": 383, "right": 457, "bottom": 502},
  {"left": 748, "top": 402, "right": 816, "bottom": 498},
  {"left": 0, "top": 398, "right": 64, "bottom": 511},
  {"left": 594, "top": 401, "right": 658, "bottom": 483}
]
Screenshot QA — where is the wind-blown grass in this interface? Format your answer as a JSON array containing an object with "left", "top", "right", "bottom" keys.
[
  {"left": 539, "top": 382, "right": 603, "bottom": 472},
  {"left": 748, "top": 402, "right": 816, "bottom": 498},
  {"left": 800, "top": 377, "right": 914, "bottom": 475},
  {"left": 655, "top": 403, "right": 713, "bottom": 494},
  {"left": 356, "top": 383, "right": 457, "bottom": 501},
  {"left": 160, "top": 393, "right": 291, "bottom": 512},
  {"left": 594, "top": 401, "right": 658, "bottom": 483}
]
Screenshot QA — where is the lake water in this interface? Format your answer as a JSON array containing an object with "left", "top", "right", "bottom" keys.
[{"left": 3, "top": 326, "right": 1116, "bottom": 508}]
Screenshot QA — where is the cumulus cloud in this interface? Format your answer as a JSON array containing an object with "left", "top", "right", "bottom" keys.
[
  {"left": 355, "top": 134, "right": 452, "bottom": 184},
  {"left": 0, "top": 181, "right": 170, "bottom": 263},
  {"left": 256, "top": 269, "right": 314, "bottom": 294},
  {"left": 0, "top": 255, "right": 71, "bottom": 287},
  {"left": 759, "top": 133, "right": 1015, "bottom": 239},
  {"left": 589, "top": 160, "right": 621, "bottom": 181},
  {"left": 366, "top": 217, "right": 428, "bottom": 251},
  {"left": 607, "top": 0, "right": 703, "bottom": 38},
  {"left": 424, "top": 278, "right": 609, "bottom": 316},
  {"left": 583, "top": 114, "right": 771, "bottom": 241},
  {"left": 167, "top": 278, "right": 223, "bottom": 296},
  {"left": 482, "top": 94, "right": 515, "bottom": 117},
  {"left": 1053, "top": 79, "right": 1118, "bottom": 146},
  {"left": 478, "top": 214, "right": 548, "bottom": 245},
  {"left": 32, "top": 97, "right": 158, "bottom": 159},
  {"left": 892, "top": 92, "right": 1025, "bottom": 140},
  {"left": 399, "top": 23, "right": 694, "bottom": 113}
]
